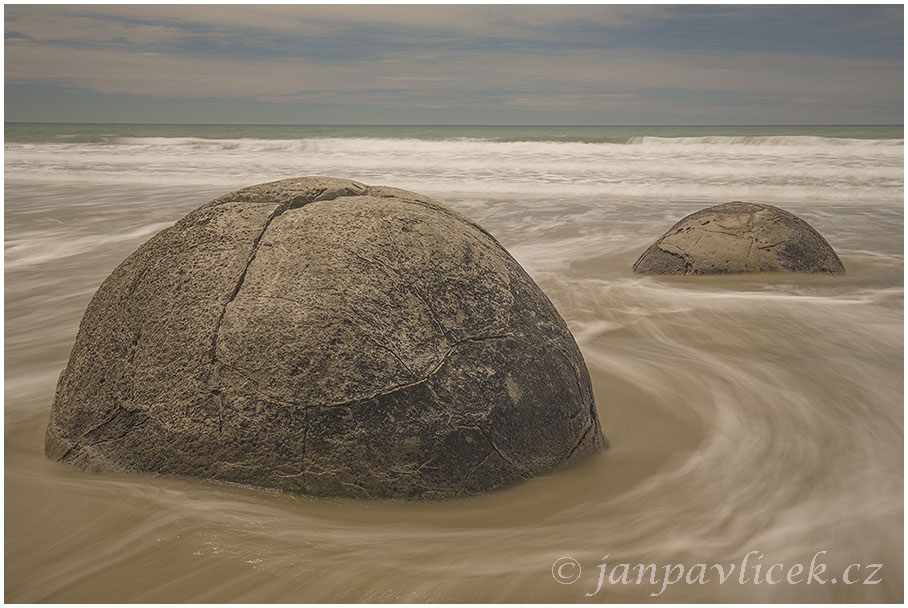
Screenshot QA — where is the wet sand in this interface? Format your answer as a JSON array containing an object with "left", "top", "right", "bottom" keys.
[{"left": 5, "top": 178, "right": 903, "bottom": 602}]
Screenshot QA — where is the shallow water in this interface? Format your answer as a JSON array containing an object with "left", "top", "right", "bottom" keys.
[{"left": 4, "top": 129, "right": 904, "bottom": 602}]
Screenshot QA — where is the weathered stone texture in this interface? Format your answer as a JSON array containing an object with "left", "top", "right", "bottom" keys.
[
  {"left": 46, "top": 177, "right": 605, "bottom": 498},
  {"left": 633, "top": 202, "right": 845, "bottom": 275}
]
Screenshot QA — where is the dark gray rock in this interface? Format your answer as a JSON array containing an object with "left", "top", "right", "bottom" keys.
[
  {"left": 633, "top": 202, "right": 845, "bottom": 275},
  {"left": 46, "top": 177, "right": 605, "bottom": 499}
]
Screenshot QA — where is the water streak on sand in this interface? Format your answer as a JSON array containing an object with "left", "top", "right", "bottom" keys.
[
  {"left": 4, "top": 125, "right": 903, "bottom": 602},
  {"left": 5, "top": 130, "right": 904, "bottom": 204}
]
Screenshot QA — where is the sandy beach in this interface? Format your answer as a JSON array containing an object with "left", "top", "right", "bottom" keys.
[{"left": 5, "top": 127, "right": 903, "bottom": 599}]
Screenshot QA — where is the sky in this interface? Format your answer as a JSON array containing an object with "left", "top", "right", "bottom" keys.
[{"left": 4, "top": 4, "right": 904, "bottom": 125}]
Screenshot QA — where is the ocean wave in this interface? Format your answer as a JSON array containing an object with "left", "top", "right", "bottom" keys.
[
  {"left": 625, "top": 135, "right": 904, "bottom": 147},
  {"left": 6, "top": 136, "right": 904, "bottom": 167},
  {"left": 47, "top": 133, "right": 907, "bottom": 150},
  {"left": 5, "top": 221, "right": 175, "bottom": 270},
  {"left": 4, "top": 134, "right": 903, "bottom": 205}
]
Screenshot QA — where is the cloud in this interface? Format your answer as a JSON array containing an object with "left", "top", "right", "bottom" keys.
[
  {"left": 5, "top": 38, "right": 900, "bottom": 112},
  {"left": 379, "top": 76, "right": 457, "bottom": 82},
  {"left": 4, "top": 5, "right": 903, "bottom": 123}
]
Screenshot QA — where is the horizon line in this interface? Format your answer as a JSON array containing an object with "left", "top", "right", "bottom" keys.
[{"left": 5, "top": 121, "right": 904, "bottom": 128}]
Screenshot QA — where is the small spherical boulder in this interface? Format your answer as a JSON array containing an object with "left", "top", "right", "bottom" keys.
[
  {"left": 633, "top": 202, "right": 844, "bottom": 275},
  {"left": 46, "top": 177, "right": 605, "bottom": 498}
]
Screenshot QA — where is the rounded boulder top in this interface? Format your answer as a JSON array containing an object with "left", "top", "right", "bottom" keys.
[
  {"left": 45, "top": 177, "right": 605, "bottom": 499},
  {"left": 633, "top": 202, "right": 845, "bottom": 275}
]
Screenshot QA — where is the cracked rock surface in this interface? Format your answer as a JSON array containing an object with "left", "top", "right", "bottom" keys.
[
  {"left": 45, "top": 177, "right": 605, "bottom": 499},
  {"left": 633, "top": 202, "right": 845, "bottom": 275}
]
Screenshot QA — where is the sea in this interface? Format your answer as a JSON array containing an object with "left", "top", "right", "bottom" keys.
[{"left": 4, "top": 123, "right": 904, "bottom": 602}]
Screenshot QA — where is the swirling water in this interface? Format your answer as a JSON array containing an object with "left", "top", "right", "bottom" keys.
[{"left": 4, "top": 125, "right": 903, "bottom": 602}]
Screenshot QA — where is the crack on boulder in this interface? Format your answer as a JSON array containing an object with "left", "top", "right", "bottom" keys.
[
  {"left": 80, "top": 409, "right": 123, "bottom": 439},
  {"left": 331, "top": 333, "right": 515, "bottom": 409},
  {"left": 217, "top": 289, "right": 420, "bottom": 383},
  {"left": 465, "top": 374, "right": 496, "bottom": 422},
  {"left": 275, "top": 410, "right": 309, "bottom": 481},
  {"left": 59, "top": 410, "right": 153, "bottom": 463},
  {"left": 212, "top": 181, "right": 369, "bottom": 209},
  {"left": 124, "top": 263, "right": 152, "bottom": 300},
  {"left": 346, "top": 244, "right": 450, "bottom": 344},
  {"left": 49, "top": 177, "right": 603, "bottom": 498},
  {"left": 424, "top": 383, "right": 454, "bottom": 430},
  {"left": 208, "top": 203, "right": 286, "bottom": 365},
  {"left": 415, "top": 454, "right": 441, "bottom": 474},
  {"left": 294, "top": 188, "right": 327, "bottom": 207},
  {"left": 359, "top": 330, "right": 418, "bottom": 379},
  {"left": 63, "top": 407, "right": 133, "bottom": 454},
  {"left": 669, "top": 242, "right": 692, "bottom": 257},
  {"left": 217, "top": 334, "right": 514, "bottom": 411},
  {"left": 378, "top": 221, "right": 453, "bottom": 342},
  {"left": 210, "top": 181, "right": 506, "bottom": 264},
  {"left": 250, "top": 294, "right": 301, "bottom": 306},
  {"left": 474, "top": 426, "right": 524, "bottom": 476},
  {"left": 656, "top": 246, "right": 692, "bottom": 274},
  {"left": 553, "top": 346, "right": 590, "bottom": 422},
  {"left": 215, "top": 360, "right": 299, "bottom": 407},
  {"left": 701, "top": 227, "right": 752, "bottom": 239},
  {"left": 350, "top": 232, "right": 451, "bottom": 342},
  {"left": 311, "top": 183, "right": 369, "bottom": 203},
  {"left": 305, "top": 468, "right": 373, "bottom": 498},
  {"left": 86, "top": 415, "right": 151, "bottom": 448},
  {"left": 558, "top": 418, "right": 594, "bottom": 467},
  {"left": 465, "top": 448, "right": 495, "bottom": 479},
  {"left": 368, "top": 187, "right": 503, "bottom": 247},
  {"left": 636, "top": 203, "right": 844, "bottom": 275}
]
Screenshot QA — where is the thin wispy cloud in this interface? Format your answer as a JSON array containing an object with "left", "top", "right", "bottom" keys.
[{"left": 379, "top": 77, "right": 457, "bottom": 81}]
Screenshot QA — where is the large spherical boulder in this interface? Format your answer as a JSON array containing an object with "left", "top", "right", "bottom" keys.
[
  {"left": 633, "top": 202, "right": 845, "bottom": 275},
  {"left": 46, "top": 177, "right": 605, "bottom": 498}
]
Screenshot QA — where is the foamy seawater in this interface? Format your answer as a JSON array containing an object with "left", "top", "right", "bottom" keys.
[
  {"left": 5, "top": 124, "right": 903, "bottom": 601},
  {"left": 5, "top": 125, "right": 904, "bottom": 204}
]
